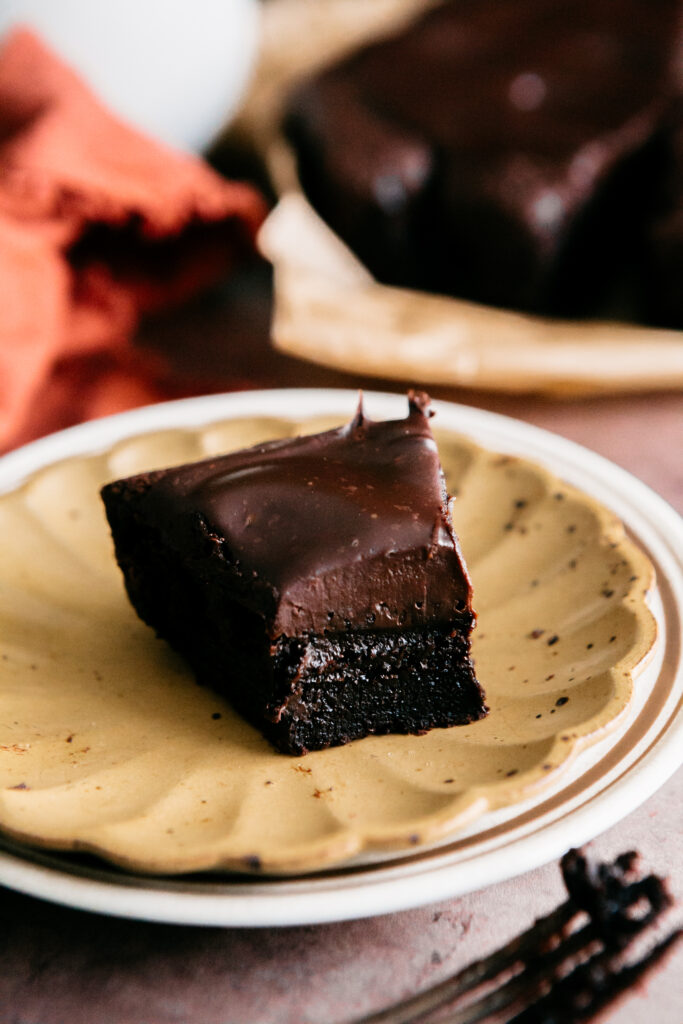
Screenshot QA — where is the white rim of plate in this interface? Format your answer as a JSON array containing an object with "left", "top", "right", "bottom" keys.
[{"left": 0, "top": 388, "right": 681, "bottom": 927}]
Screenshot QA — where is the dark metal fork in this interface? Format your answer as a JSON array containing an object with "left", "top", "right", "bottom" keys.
[{"left": 353, "top": 849, "right": 682, "bottom": 1024}]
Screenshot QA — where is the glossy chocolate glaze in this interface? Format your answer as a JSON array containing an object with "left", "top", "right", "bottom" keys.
[
  {"left": 141, "top": 393, "right": 472, "bottom": 637},
  {"left": 285, "top": 0, "right": 680, "bottom": 314}
]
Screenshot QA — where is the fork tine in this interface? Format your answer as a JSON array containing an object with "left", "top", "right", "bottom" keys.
[
  {"left": 508, "top": 927, "right": 682, "bottom": 1024},
  {"left": 352, "top": 850, "right": 679, "bottom": 1024},
  {"left": 442, "top": 922, "right": 601, "bottom": 1024},
  {"left": 353, "top": 901, "right": 578, "bottom": 1024}
]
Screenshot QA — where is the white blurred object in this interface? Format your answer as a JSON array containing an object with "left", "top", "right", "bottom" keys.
[{"left": 0, "top": 0, "right": 260, "bottom": 152}]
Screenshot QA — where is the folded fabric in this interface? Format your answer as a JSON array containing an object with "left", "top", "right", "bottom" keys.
[{"left": 0, "top": 27, "right": 267, "bottom": 452}]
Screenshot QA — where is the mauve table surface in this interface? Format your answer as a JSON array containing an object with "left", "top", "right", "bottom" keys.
[{"left": 2, "top": 273, "right": 681, "bottom": 1023}]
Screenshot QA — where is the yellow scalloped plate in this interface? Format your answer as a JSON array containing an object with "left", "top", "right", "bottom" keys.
[{"left": 0, "top": 397, "right": 656, "bottom": 875}]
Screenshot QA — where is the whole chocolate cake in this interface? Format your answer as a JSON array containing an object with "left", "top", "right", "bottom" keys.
[
  {"left": 101, "top": 394, "right": 487, "bottom": 755},
  {"left": 284, "top": 0, "right": 681, "bottom": 317}
]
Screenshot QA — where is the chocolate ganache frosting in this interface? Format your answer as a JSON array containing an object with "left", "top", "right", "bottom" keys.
[{"left": 140, "top": 393, "right": 472, "bottom": 638}]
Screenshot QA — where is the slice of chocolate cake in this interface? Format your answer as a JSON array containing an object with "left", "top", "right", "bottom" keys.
[
  {"left": 284, "top": 0, "right": 680, "bottom": 316},
  {"left": 101, "top": 393, "right": 486, "bottom": 755}
]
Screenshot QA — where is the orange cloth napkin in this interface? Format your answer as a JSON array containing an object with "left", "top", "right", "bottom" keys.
[{"left": 0, "top": 27, "right": 267, "bottom": 452}]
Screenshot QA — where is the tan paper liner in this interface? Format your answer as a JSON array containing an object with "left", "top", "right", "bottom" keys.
[{"left": 259, "top": 195, "right": 683, "bottom": 395}]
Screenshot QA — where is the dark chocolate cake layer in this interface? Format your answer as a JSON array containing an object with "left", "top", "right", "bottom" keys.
[
  {"left": 285, "top": 0, "right": 681, "bottom": 316},
  {"left": 644, "top": 105, "right": 683, "bottom": 328},
  {"left": 101, "top": 394, "right": 487, "bottom": 755}
]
